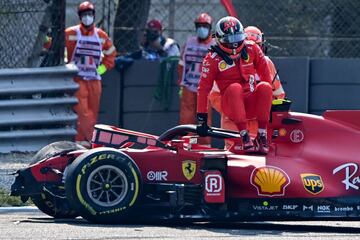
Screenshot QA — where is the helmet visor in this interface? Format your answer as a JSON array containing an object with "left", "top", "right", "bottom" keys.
[{"left": 219, "top": 33, "right": 245, "bottom": 44}]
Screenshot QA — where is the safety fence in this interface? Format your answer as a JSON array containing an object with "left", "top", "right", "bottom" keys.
[
  {"left": 0, "top": 0, "right": 65, "bottom": 68},
  {"left": 2, "top": 0, "right": 359, "bottom": 70},
  {"left": 0, "top": 64, "right": 78, "bottom": 152},
  {"left": 111, "top": 0, "right": 360, "bottom": 58}
]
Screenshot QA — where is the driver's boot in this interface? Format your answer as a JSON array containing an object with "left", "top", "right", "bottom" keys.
[
  {"left": 240, "top": 130, "right": 254, "bottom": 150},
  {"left": 256, "top": 132, "right": 269, "bottom": 154}
]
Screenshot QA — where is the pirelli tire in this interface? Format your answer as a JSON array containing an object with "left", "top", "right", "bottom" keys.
[
  {"left": 30, "top": 141, "right": 84, "bottom": 218},
  {"left": 64, "top": 147, "right": 141, "bottom": 224}
]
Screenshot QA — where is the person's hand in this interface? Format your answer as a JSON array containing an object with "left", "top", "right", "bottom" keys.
[
  {"left": 97, "top": 64, "right": 107, "bottom": 75},
  {"left": 196, "top": 113, "right": 209, "bottom": 137},
  {"left": 178, "top": 86, "right": 183, "bottom": 97}
]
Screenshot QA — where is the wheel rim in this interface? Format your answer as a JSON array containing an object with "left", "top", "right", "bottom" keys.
[{"left": 86, "top": 165, "right": 128, "bottom": 207}]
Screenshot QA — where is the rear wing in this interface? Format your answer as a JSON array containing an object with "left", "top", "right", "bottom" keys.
[
  {"left": 323, "top": 110, "right": 360, "bottom": 130},
  {"left": 92, "top": 124, "right": 170, "bottom": 149}
]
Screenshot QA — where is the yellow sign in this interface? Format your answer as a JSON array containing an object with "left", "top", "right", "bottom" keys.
[{"left": 182, "top": 160, "right": 196, "bottom": 180}]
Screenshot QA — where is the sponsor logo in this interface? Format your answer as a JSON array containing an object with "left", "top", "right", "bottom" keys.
[
  {"left": 204, "top": 171, "right": 225, "bottom": 203},
  {"left": 252, "top": 201, "right": 278, "bottom": 211},
  {"left": 301, "top": 174, "right": 324, "bottom": 195},
  {"left": 279, "top": 128, "right": 287, "bottom": 137},
  {"left": 202, "top": 67, "right": 209, "bottom": 73},
  {"left": 317, "top": 205, "right": 331, "bottom": 213},
  {"left": 205, "top": 174, "right": 222, "bottom": 195},
  {"left": 147, "top": 171, "right": 168, "bottom": 181},
  {"left": 219, "top": 61, "right": 227, "bottom": 70},
  {"left": 249, "top": 75, "right": 255, "bottom": 92},
  {"left": 218, "top": 60, "right": 235, "bottom": 71},
  {"left": 334, "top": 206, "right": 353, "bottom": 212},
  {"left": 252, "top": 205, "right": 279, "bottom": 211},
  {"left": 283, "top": 205, "right": 298, "bottom": 210},
  {"left": 333, "top": 163, "right": 360, "bottom": 190},
  {"left": 182, "top": 160, "right": 196, "bottom": 180},
  {"left": 250, "top": 166, "right": 290, "bottom": 197},
  {"left": 303, "top": 205, "right": 314, "bottom": 211},
  {"left": 290, "top": 129, "right": 304, "bottom": 143},
  {"left": 203, "top": 61, "right": 210, "bottom": 66}
]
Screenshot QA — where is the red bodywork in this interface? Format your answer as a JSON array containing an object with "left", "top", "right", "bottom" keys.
[{"left": 27, "top": 109, "right": 360, "bottom": 203}]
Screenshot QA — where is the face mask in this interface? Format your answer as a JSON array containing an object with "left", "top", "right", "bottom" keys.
[
  {"left": 81, "top": 15, "right": 94, "bottom": 26},
  {"left": 196, "top": 27, "right": 210, "bottom": 39}
]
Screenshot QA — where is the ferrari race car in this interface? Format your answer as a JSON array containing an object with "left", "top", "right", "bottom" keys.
[{"left": 10, "top": 100, "right": 360, "bottom": 223}]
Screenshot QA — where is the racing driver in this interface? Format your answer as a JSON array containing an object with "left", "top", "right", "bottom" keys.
[{"left": 196, "top": 16, "right": 273, "bottom": 153}]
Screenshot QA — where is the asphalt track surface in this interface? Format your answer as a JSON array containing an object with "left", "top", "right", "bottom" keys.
[{"left": 2, "top": 207, "right": 360, "bottom": 239}]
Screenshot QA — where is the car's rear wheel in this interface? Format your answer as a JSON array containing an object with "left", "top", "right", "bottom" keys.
[
  {"left": 30, "top": 141, "right": 84, "bottom": 218},
  {"left": 65, "top": 147, "right": 141, "bottom": 224}
]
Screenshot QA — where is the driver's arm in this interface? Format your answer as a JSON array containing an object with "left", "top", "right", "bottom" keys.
[
  {"left": 253, "top": 44, "right": 272, "bottom": 84},
  {"left": 197, "top": 52, "right": 218, "bottom": 114}
]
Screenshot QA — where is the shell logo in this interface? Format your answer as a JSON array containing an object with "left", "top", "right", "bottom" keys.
[
  {"left": 250, "top": 166, "right": 290, "bottom": 197},
  {"left": 279, "top": 128, "right": 287, "bottom": 137},
  {"left": 219, "top": 61, "right": 227, "bottom": 70}
]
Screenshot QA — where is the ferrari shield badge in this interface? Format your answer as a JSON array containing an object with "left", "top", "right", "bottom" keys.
[
  {"left": 182, "top": 160, "right": 196, "bottom": 180},
  {"left": 301, "top": 173, "right": 324, "bottom": 195},
  {"left": 250, "top": 166, "right": 290, "bottom": 197}
]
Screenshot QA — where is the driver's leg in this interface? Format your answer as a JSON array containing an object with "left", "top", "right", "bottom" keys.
[
  {"left": 247, "top": 82, "right": 272, "bottom": 153},
  {"left": 221, "top": 83, "right": 253, "bottom": 149}
]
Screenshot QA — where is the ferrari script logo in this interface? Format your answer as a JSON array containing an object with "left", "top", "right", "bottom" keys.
[
  {"left": 301, "top": 173, "right": 324, "bottom": 195},
  {"left": 250, "top": 166, "right": 290, "bottom": 197},
  {"left": 182, "top": 160, "right": 196, "bottom": 180}
]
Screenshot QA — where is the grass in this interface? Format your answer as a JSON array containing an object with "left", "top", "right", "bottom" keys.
[{"left": 0, "top": 187, "right": 32, "bottom": 207}]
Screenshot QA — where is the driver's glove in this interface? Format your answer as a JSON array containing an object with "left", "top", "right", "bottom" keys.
[{"left": 196, "top": 113, "right": 209, "bottom": 137}]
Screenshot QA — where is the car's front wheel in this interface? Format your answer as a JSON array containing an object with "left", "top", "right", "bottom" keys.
[
  {"left": 30, "top": 141, "right": 84, "bottom": 218},
  {"left": 64, "top": 148, "right": 141, "bottom": 224}
]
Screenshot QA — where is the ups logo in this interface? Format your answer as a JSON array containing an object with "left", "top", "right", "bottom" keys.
[{"left": 301, "top": 174, "right": 324, "bottom": 195}]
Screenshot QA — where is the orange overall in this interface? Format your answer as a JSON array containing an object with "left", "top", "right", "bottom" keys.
[{"left": 65, "top": 24, "right": 116, "bottom": 141}]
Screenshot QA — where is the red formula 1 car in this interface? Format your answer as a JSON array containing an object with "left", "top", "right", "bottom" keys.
[{"left": 10, "top": 100, "right": 360, "bottom": 223}]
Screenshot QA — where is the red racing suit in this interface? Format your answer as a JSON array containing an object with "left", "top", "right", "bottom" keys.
[{"left": 197, "top": 42, "right": 273, "bottom": 131}]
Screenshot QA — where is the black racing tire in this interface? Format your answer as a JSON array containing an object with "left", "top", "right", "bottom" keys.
[
  {"left": 31, "top": 190, "right": 78, "bottom": 219},
  {"left": 64, "top": 147, "right": 142, "bottom": 224},
  {"left": 30, "top": 141, "right": 84, "bottom": 218}
]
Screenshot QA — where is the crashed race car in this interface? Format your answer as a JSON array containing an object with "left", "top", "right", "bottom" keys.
[{"left": 10, "top": 99, "right": 360, "bottom": 223}]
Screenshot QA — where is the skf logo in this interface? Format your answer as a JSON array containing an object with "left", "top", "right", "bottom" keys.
[
  {"left": 250, "top": 166, "right": 290, "bottom": 197},
  {"left": 301, "top": 174, "right": 324, "bottom": 195},
  {"left": 204, "top": 170, "right": 225, "bottom": 203},
  {"left": 182, "top": 160, "right": 196, "bottom": 180},
  {"left": 218, "top": 60, "right": 235, "bottom": 72}
]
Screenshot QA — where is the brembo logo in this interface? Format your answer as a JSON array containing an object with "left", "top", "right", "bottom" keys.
[{"left": 333, "top": 163, "right": 360, "bottom": 190}]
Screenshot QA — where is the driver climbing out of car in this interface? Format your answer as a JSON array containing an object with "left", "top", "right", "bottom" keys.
[{"left": 196, "top": 16, "right": 273, "bottom": 154}]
